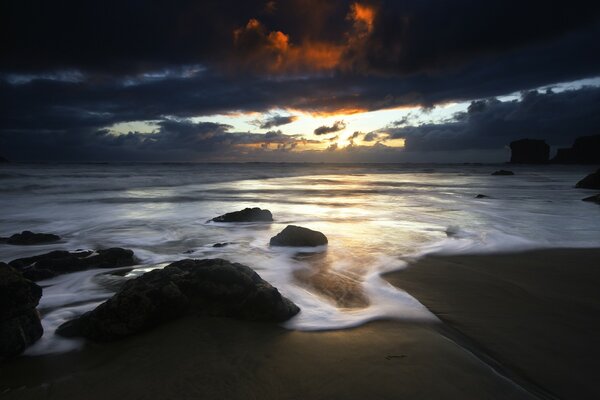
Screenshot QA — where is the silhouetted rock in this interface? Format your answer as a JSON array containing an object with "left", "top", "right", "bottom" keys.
[
  {"left": 212, "top": 242, "right": 229, "bottom": 248},
  {"left": 509, "top": 139, "right": 549, "bottom": 164},
  {"left": 576, "top": 170, "right": 600, "bottom": 190},
  {"left": 582, "top": 194, "right": 600, "bottom": 204},
  {"left": 0, "top": 155, "right": 8, "bottom": 163},
  {"left": 270, "top": 225, "right": 328, "bottom": 247},
  {"left": 56, "top": 258, "right": 299, "bottom": 341},
  {"left": 9, "top": 248, "right": 136, "bottom": 281},
  {"left": 475, "top": 194, "right": 489, "bottom": 199},
  {"left": 491, "top": 170, "right": 515, "bottom": 176},
  {"left": 211, "top": 207, "right": 273, "bottom": 222},
  {"left": 552, "top": 135, "right": 600, "bottom": 164},
  {"left": 0, "top": 263, "right": 43, "bottom": 357},
  {"left": 0, "top": 231, "right": 61, "bottom": 245}
]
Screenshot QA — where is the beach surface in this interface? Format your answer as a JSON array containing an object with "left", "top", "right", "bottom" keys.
[{"left": 2, "top": 248, "right": 599, "bottom": 399}]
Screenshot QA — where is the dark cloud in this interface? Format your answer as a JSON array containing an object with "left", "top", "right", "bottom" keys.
[
  {"left": 253, "top": 114, "right": 298, "bottom": 129},
  {"left": 388, "top": 86, "right": 600, "bottom": 151},
  {"left": 314, "top": 121, "right": 346, "bottom": 135}
]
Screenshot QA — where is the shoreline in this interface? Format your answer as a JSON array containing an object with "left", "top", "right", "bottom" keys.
[{"left": 1, "top": 248, "right": 599, "bottom": 399}]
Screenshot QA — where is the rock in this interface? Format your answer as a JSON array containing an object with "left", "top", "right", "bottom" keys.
[
  {"left": 509, "top": 139, "right": 549, "bottom": 164},
  {"left": 1, "top": 231, "right": 61, "bottom": 245},
  {"left": 270, "top": 225, "right": 328, "bottom": 247},
  {"left": 56, "top": 258, "right": 300, "bottom": 341},
  {"left": 212, "top": 242, "right": 229, "bottom": 248},
  {"left": 475, "top": 194, "right": 489, "bottom": 199},
  {"left": 211, "top": 207, "right": 273, "bottom": 222},
  {"left": 491, "top": 170, "right": 515, "bottom": 176},
  {"left": 0, "top": 263, "right": 43, "bottom": 357},
  {"left": 9, "top": 248, "right": 136, "bottom": 281},
  {"left": 552, "top": 135, "right": 600, "bottom": 164},
  {"left": 582, "top": 194, "right": 600, "bottom": 204},
  {"left": 575, "top": 170, "right": 600, "bottom": 190},
  {"left": 0, "top": 155, "right": 8, "bottom": 163}
]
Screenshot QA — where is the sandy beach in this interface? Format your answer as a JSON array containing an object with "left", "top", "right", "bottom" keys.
[{"left": 2, "top": 248, "right": 599, "bottom": 399}]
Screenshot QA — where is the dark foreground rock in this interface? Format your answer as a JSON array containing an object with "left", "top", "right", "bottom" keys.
[
  {"left": 552, "top": 135, "right": 600, "bottom": 164},
  {"left": 491, "top": 170, "right": 515, "bottom": 176},
  {"left": 9, "top": 248, "right": 136, "bottom": 281},
  {"left": 582, "top": 194, "right": 600, "bottom": 204},
  {"left": 0, "top": 231, "right": 61, "bottom": 245},
  {"left": 0, "top": 263, "right": 43, "bottom": 357},
  {"left": 576, "top": 170, "right": 600, "bottom": 190},
  {"left": 270, "top": 225, "right": 328, "bottom": 247},
  {"left": 211, "top": 207, "right": 273, "bottom": 223},
  {"left": 509, "top": 139, "right": 549, "bottom": 164},
  {"left": 57, "top": 258, "right": 299, "bottom": 341}
]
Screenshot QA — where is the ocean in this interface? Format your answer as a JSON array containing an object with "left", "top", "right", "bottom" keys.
[{"left": 1, "top": 162, "right": 599, "bottom": 354}]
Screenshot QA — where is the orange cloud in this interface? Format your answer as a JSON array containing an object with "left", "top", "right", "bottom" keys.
[{"left": 232, "top": 2, "right": 376, "bottom": 74}]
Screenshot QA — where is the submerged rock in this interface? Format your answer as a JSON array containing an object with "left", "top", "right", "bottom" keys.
[
  {"left": 270, "top": 225, "right": 328, "bottom": 247},
  {"left": 0, "top": 231, "right": 61, "bottom": 245},
  {"left": 475, "top": 194, "right": 489, "bottom": 199},
  {"left": 211, "top": 207, "right": 273, "bottom": 223},
  {"left": 212, "top": 242, "right": 229, "bottom": 248},
  {"left": 491, "top": 170, "right": 515, "bottom": 176},
  {"left": 582, "top": 194, "right": 600, "bottom": 204},
  {"left": 56, "top": 258, "right": 300, "bottom": 341},
  {"left": 576, "top": 169, "right": 600, "bottom": 190},
  {"left": 0, "top": 263, "right": 43, "bottom": 357},
  {"left": 9, "top": 248, "right": 136, "bottom": 281},
  {"left": 509, "top": 139, "right": 549, "bottom": 164}
]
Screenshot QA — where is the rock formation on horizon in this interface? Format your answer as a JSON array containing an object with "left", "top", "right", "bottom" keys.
[
  {"left": 551, "top": 135, "right": 600, "bottom": 164},
  {"left": 509, "top": 139, "right": 549, "bottom": 164}
]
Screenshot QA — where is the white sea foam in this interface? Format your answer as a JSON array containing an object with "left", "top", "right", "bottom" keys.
[{"left": 1, "top": 163, "right": 599, "bottom": 355}]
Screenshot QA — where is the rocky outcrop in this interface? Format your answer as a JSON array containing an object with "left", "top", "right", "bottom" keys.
[
  {"left": 211, "top": 207, "right": 273, "bottom": 223},
  {"left": 491, "top": 170, "right": 515, "bottom": 176},
  {"left": 270, "top": 225, "right": 328, "bottom": 247},
  {"left": 0, "top": 231, "right": 60, "bottom": 245},
  {"left": 575, "top": 170, "right": 600, "bottom": 190},
  {"left": 509, "top": 139, "right": 549, "bottom": 164},
  {"left": 0, "top": 263, "right": 43, "bottom": 357},
  {"left": 582, "top": 194, "right": 600, "bottom": 204},
  {"left": 552, "top": 135, "right": 600, "bottom": 164},
  {"left": 9, "top": 248, "right": 136, "bottom": 281},
  {"left": 56, "top": 258, "right": 299, "bottom": 341}
]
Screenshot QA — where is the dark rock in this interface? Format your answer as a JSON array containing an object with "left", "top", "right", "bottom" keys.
[
  {"left": 56, "top": 258, "right": 300, "bottom": 341},
  {"left": 491, "top": 170, "right": 515, "bottom": 176},
  {"left": 0, "top": 155, "right": 8, "bottom": 163},
  {"left": 270, "top": 225, "right": 328, "bottom": 247},
  {"left": 0, "top": 263, "right": 43, "bottom": 357},
  {"left": 576, "top": 170, "right": 600, "bottom": 190},
  {"left": 582, "top": 194, "right": 600, "bottom": 204},
  {"left": 2, "top": 231, "right": 61, "bottom": 245},
  {"left": 509, "top": 139, "right": 549, "bottom": 164},
  {"left": 213, "top": 242, "right": 229, "bottom": 248},
  {"left": 552, "top": 135, "right": 600, "bottom": 164},
  {"left": 475, "top": 194, "right": 489, "bottom": 199},
  {"left": 9, "top": 248, "right": 136, "bottom": 281},
  {"left": 211, "top": 207, "right": 273, "bottom": 222}
]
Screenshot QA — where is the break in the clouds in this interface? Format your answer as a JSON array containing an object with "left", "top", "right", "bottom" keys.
[
  {"left": 314, "top": 121, "right": 347, "bottom": 136},
  {"left": 1, "top": 0, "right": 600, "bottom": 162}
]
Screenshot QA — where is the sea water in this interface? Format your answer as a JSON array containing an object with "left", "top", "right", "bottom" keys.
[{"left": 1, "top": 163, "right": 599, "bottom": 354}]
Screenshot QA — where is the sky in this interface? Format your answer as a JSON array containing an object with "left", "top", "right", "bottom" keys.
[{"left": 1, "top": 0, "right": 600, "bottom": 163}]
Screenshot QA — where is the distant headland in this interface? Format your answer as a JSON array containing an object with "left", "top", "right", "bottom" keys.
[{"left": 509, "top": 135, "right": 600, "bottom": 164}]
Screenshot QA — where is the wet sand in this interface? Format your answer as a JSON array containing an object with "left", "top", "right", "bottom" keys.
[
  {"left": 2, "top": 248, "right": 599, "bottom": 399},
  {"left": 386, "top": 248, "right": 600, "bottom": 400}
]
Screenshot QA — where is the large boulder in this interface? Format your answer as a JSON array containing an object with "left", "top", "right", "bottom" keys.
[
  {"left": 270, "top": 225, "right": 328, "bottom": 247},
  {"left": 211, "top": 207, "right": 273, "bottom": 222},
  {"left": 491, "top": 170, "right": 515, "bottom": 176},
  {"left": 575, "top": 169, "right": 600, "bottom": 190},
  {"left": 509, "top": 139, "right": 549, "bottom": 164},
  {"left": 56, "top": 258, "right": 300, "bottom": 341},
  {"left": 0, "top": 231, "right": 60, "bottom": 245},
  {"left": 0, "top": 263, "right": 43, "bottom": 357},
  {"left": 9, "top": 248, "right": 136, "bottom": 281},
  {"left": 552, "top": 135, "right": 600, "bottom": 164}
]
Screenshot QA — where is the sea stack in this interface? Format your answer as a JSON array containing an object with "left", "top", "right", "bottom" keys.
[
  {"left": 552, "top": 135, "right": 600, "bottom": 164},
  {"left": 509, "top": 139, "right": 549, "bottom": 164}
]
